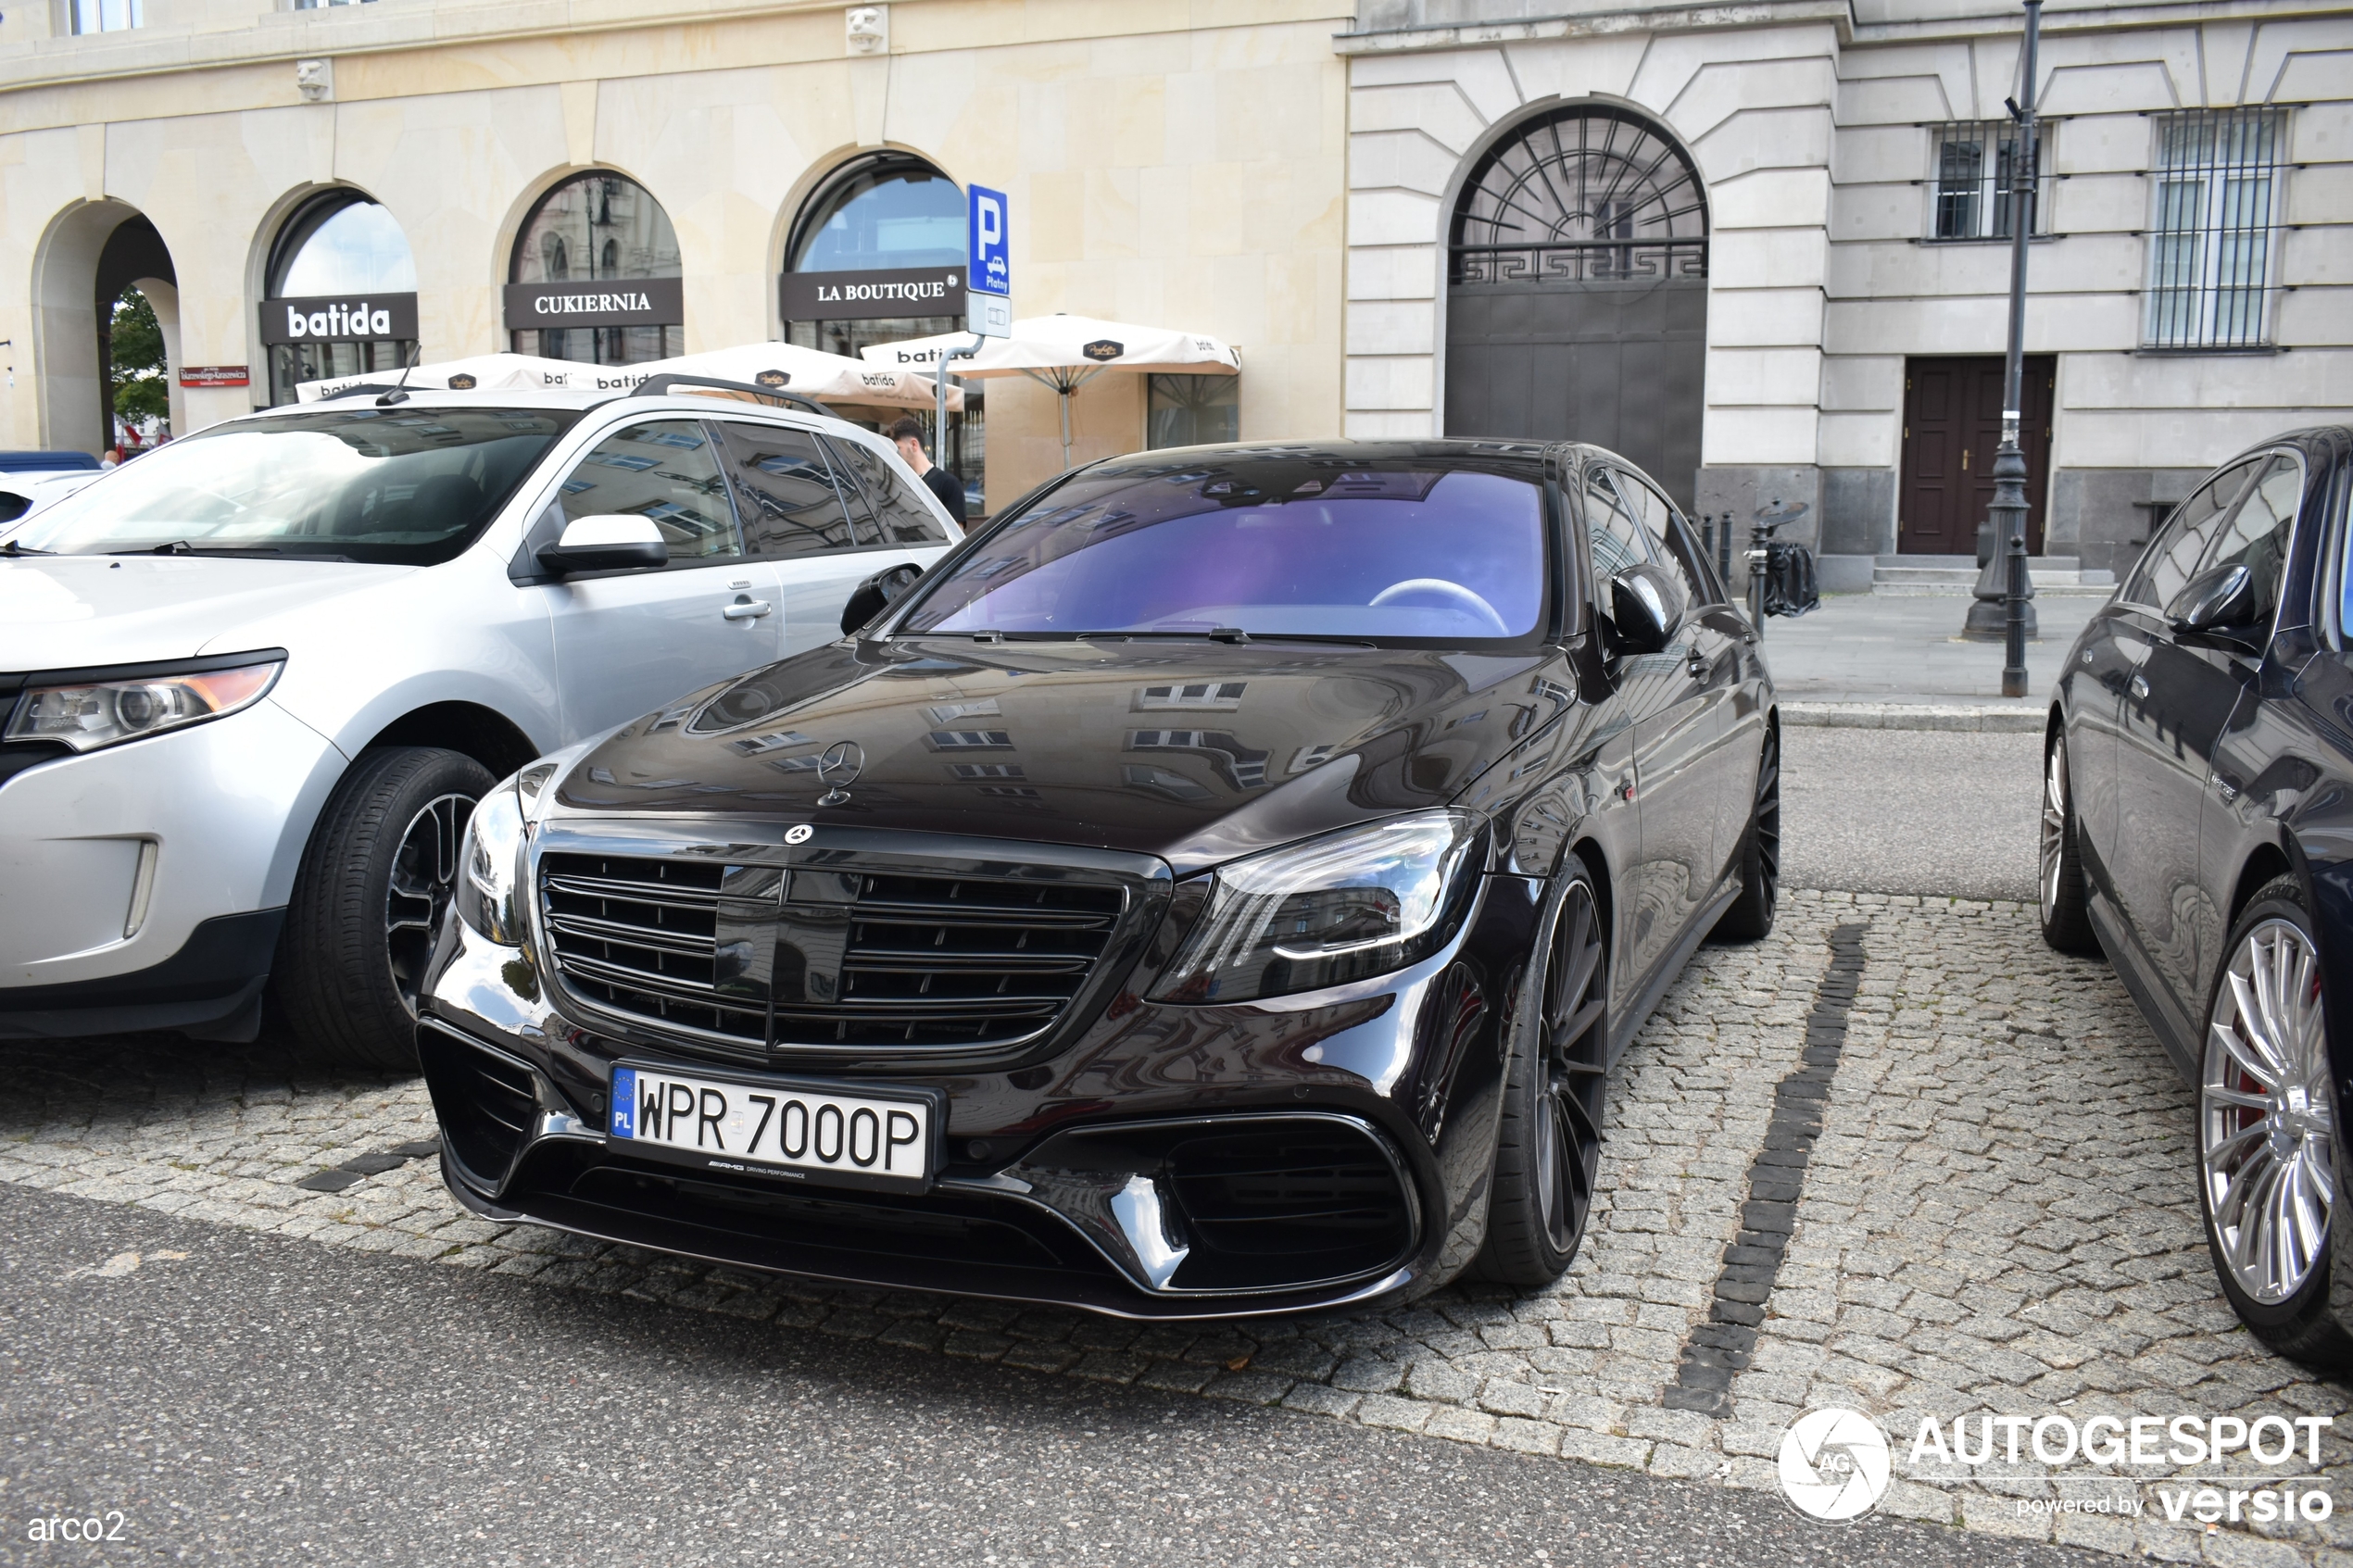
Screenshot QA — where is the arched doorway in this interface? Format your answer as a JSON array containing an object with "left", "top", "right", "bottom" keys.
[
  {"left": 508, "top": 171, "right": 683, "bottom": 365},
  {"left": 260, "top": 191, "right": 419, "bottom": 407},
  {"left": 31, "top": 200, "right": 182, "bottom": 456},
  {"left": 1444, "top": 104, "right": 1707, "bottom": 508},
  {"left": 782, "top": 152, "right": 980, "bottom": 501}
]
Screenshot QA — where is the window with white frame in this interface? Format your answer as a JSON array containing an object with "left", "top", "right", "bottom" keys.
[
  {"left": 69, "top": 0, "right": 142, "bottom": 31},
  {"left": 1927, "top": 120, "right": 2051, "bottom": 241},
  {"left": 2145, "top": 108, "right": 2287, "bottom": 350},
  {"left": 293, "top": 0, "right": 377, "bottom": 7}
]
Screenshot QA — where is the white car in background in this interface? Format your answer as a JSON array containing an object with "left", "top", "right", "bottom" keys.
[{"left": 0, "top": 381, "right": 957, "bottom": 1065}]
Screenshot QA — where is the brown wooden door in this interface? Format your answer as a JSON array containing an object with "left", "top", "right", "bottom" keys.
[{"left": 1898, "top": 355, "right": 2053, "bottom": 555}]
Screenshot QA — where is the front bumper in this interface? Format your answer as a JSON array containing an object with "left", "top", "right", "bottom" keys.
[{"left": 417, "top": 859, "right": 1544, "bottom": 1319}]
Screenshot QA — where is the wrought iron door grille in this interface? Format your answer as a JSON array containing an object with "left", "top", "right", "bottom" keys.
[
  {"left": 2145, "top": 108, "right": 2287, "bottom": 349},
  {"left": 1449, "top": 106, "right": 1707, "bottom": 285},
  {"left": 1927, "top": 119, "right": 2052, "bottom": 241}
]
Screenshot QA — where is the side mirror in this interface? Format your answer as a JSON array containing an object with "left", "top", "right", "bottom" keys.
[
  {"left": 536, "top": 515, "right": 668, "bottom": 576},
  {"left": 1606, "top": 563, "right": 1684, "bottom": 656},
  {"left": 2167, "top": 562, "right": 2259, "bottom": 641},
  {"left": 841, "top": 560, "right": 925, "bottom": 637}
]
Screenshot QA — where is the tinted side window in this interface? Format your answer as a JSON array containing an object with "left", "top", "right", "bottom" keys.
[
  {"left": 2197, "top": 455, "right": 2301, "bottom": 629},
  {"left": 1582, "top": 470, "right": 1655, "bottom": 587},
  {"left": 828, "top": 435, "right": 950, "bottom": 546},
  {"left": 558, "top": 420, "right": 740, "bottom": 565},
  {"left": 711, "top": 421, "right": 860, "bottom": 560},
  {"left": 1610, "top": 469, "right": 1710, "bottom": 608},
  {"left": 2123, "top": 459, "right": 2259, "bottom": 608}
]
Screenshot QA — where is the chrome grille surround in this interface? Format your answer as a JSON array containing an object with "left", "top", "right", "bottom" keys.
[{"left": 531, "top": 820, "right": 1168, "bottom": 1068}]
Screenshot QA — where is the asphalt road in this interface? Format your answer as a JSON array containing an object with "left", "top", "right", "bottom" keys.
[
  {"left": 0, "top": 1184, "right": 2110, "bottom": 1568},
  {"left": 1780, "top": 726, "right": 2043, "bottom": 902}
]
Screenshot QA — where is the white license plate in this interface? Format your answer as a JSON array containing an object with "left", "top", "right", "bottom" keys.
[{"left": 607, "top": 1064, "right": 936, "bottom": 1191}]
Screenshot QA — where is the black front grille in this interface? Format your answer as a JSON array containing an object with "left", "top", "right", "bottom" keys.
[
  {"left": 781, "top": 872, "right": 1122, "bottom": 1048},
  {"left": 539, "top": 853, "right": 760, "bottom": 1042},
  {"left": 1165, "top": 1126, "right": 1417, "bottom": 1291},
  {"left": 536, "top": 849, "right": 1126, "bottom": 1054}
]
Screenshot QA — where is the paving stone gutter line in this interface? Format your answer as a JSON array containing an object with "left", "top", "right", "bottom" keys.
[{"left": 1663, "top": 922, "right": 1869, "bottom": 1418}]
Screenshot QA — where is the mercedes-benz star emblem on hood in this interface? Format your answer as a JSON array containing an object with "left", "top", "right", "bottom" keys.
[{"left": 817, "top": 740, "right": 864, "bottom": 805}]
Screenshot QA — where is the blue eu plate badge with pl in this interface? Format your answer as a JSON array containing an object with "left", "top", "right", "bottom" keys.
[{"left": 606, "top": 1062, "right": 936, "bottom": 1193}]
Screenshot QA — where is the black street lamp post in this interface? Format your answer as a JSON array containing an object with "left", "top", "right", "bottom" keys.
[{"left": 1960, "top": 0, "right": 2043, "bottom": 696}]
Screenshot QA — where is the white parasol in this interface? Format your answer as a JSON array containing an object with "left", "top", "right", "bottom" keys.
[
  {"left": 863, "top": 314, "right": 1239, "bottom": 469},
  {"left": 296, "top": 351, "right": 598, "bottom": 402},
  {"left": 619, "top": 342, "right": 961, "bottom": 412}
]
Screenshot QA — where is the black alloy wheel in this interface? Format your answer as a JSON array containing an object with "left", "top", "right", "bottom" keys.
[
  {"left": 2195, "top": 875, "right": 2353, "bottom": 1371},
  {"left": 276, "top": 746, "right": 494, "bottom": 1073},
  {"left": 1477, "top": 869, "right": 1610, "bottom": 1286},
  {"left": 1715, "top": 723, "right": 1780, "bottom": 941},
  {"left": 2038, "top": 725, "right": 2099, "bottom": 954}
]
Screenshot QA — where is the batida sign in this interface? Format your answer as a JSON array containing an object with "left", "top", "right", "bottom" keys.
[{"left": 260, "top": 292, "right": 420, "bottom": 345}]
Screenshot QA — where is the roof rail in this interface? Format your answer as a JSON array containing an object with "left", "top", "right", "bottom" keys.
[{"left": 624, "top": 373, "right": 836, "bottom": 419}]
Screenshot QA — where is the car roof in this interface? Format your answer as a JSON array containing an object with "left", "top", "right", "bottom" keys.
[{"left": 209, "top": 388, "right": 893, "bottom": 445}]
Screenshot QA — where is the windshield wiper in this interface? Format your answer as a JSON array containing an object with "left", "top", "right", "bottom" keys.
[
  {"left": 0, "top": 539, "right": 53, "bottom": 556},
  {"left": 113, "top": 541, "right": 284, "bottom": 558},
  {"left": 1070, "top": 629, "right": 1379, "bottom": 648}
]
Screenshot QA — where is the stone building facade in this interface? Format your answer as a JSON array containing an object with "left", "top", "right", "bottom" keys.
[
  {"left": 2, "top": 0, "right": 2345, "bottom": 554},
  {"left": 1338, "top": 0, "right": 2352, "bottom": 582}
]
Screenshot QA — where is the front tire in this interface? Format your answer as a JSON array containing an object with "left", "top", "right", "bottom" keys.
[
  {"left": 1476, "top": 868, "right": 1609, "bottom": 1286},
  {"left": 275, "top": 746, "right": 491, "bottom": 1073},
  {"left": 2196, "top": 876, "right": 2352, "bottom": 1371},
  {"left": 1714, "top": 723, "right": 1780, "bottom": 942},
  {"left": 2039, "top": 726, "right": 2098, "bottom": 954}
]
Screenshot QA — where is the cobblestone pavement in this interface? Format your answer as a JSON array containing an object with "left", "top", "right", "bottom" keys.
[{"left": 5, "top": 889, "right": 2347, "bottom": 1563}]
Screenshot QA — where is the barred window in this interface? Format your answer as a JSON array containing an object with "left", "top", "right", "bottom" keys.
[
  {"left": 2145, "top": 108, "right": 2286, "bottom": 349},
  {"left": 1928, "top": 120, "right": 2051, "bottom": 241}
]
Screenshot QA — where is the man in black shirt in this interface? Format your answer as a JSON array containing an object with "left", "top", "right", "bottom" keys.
[{"left": 887, "top": 416, "right": 969, "bottom": 523}]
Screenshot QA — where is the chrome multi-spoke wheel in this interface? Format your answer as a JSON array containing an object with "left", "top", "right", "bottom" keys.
[
  {"left": 2037, "top": 728, "right": 2097, "bottom": 953},
  {"left": 2200, "top": 913, "right": 2336, "bottom": 1306},
  {"left": 385, "top": 793, "right": 475, "bottom": 1016},
  {"left": 1478, "top": 871, "right": 1610, "bottom": 1285}
]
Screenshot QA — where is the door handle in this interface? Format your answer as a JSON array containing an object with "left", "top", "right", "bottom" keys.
[
  {"left": 2129, "top": 673, "right": 2150, "bottom": 700},
  {"left": 724, "top": 599, "right": 773, "bottom": 621},
  {"left": 1686, "top": 650, "right": 1708, "bottom": 679}
]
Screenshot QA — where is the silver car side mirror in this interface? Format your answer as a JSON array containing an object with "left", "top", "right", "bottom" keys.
[{"left": 536, "top": 515, "right": 669, "bottom": 576}]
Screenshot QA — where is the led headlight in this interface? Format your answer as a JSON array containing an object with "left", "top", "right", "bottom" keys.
[
  {"left": 455, "top": 773, "right": 530, "bottom": 946},
  {"left": 6, "top": 657, "right": 283, "bottom": 752},
  {"left": 1150, "top": 810, "right": 1484, "bottom": 1004}
]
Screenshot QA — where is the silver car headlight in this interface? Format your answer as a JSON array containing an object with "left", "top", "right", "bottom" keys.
[
  {"left": 1149, "top": 809, "right": 1485, "bottom": 1004},
  {"left": 455, "top": 762, "right": 555, "bottom": 947},
  {"left": 6, "top": 656, "right": 283, "bottom": 752}
]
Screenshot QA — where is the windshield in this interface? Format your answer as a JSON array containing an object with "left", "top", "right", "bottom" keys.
[
  {"left": 900, "top": 455, "right": 1550, "bottom": 643},
  {"left": 13, "top": 406, "right": 579, "bottom": 565}
]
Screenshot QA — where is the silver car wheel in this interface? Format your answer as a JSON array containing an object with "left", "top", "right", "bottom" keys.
[
  {"left": 2199, "top": 916, "right": 2337, "bottom": 1306},
  {"left": 385, "top": 792, "right": 474, "bottom": 1018},
  {"left": 2039, "top": 739, "right": 2068, "bottom": 925}
]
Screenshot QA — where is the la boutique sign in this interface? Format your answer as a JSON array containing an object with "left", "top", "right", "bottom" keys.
[
  {"left": 778, "top": 266, "right": 965, "bottom": 323},
  {"left": 260, "top": 292, "right": 419, "bottom": 345}
]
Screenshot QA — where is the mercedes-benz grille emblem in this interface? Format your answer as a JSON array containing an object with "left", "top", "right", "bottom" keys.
[{"left": 817, "top": 740, "right": 863, "bottom": 806}]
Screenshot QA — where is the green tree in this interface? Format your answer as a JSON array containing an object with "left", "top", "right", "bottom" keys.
[{"left": 108, "top": 288, "right": 170, "bottom": 430}]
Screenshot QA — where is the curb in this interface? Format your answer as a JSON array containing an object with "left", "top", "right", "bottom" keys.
[{"left": 1781, "top": 701, "right": 2045, "bottom": 733}]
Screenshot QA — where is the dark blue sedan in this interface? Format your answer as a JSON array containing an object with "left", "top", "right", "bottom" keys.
[{"left": 2042, "top": 424, "right": 2350, "bottom": 1369}]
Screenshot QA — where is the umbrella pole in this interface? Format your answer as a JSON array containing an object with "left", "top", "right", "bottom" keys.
[{"left": 1059, "top": 384, "right": 1073, "bottom": 471}]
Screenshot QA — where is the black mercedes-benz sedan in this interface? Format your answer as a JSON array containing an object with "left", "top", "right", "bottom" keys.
[
  {"left": 2041, "top": 423, "right": 2352, "bottom": 1369},
  {"left": 417, "top": 440, "right": 1779, "bottom": 1319}
]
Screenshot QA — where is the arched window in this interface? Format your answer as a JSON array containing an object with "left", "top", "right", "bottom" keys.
[
  {"left": 1443, "top": 106, "right": 1707, "bottom": 507},
  {"left": 1449, "top": 105, "right": 1707, "bottom": 284},
  {"left": 783, "top": 152, "right": 981, "bottom": 505},
  {"left": 262, "top": 190, "right": 419, "bottom": 407},
  {"left": 510, "top": 171, "right": 683, "bottom": 365}
]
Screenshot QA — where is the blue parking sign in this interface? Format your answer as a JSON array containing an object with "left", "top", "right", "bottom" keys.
[{"left": 968, "top": 184, "right": 1010, "bottom": 298}]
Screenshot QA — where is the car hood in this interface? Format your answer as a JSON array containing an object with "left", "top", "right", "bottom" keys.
[
  {"left": 0, "top": 555, "right": 408, "bottom": 671},
  {"left": 553, "top": 638, "right": 1565, "bottom": 874}
]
